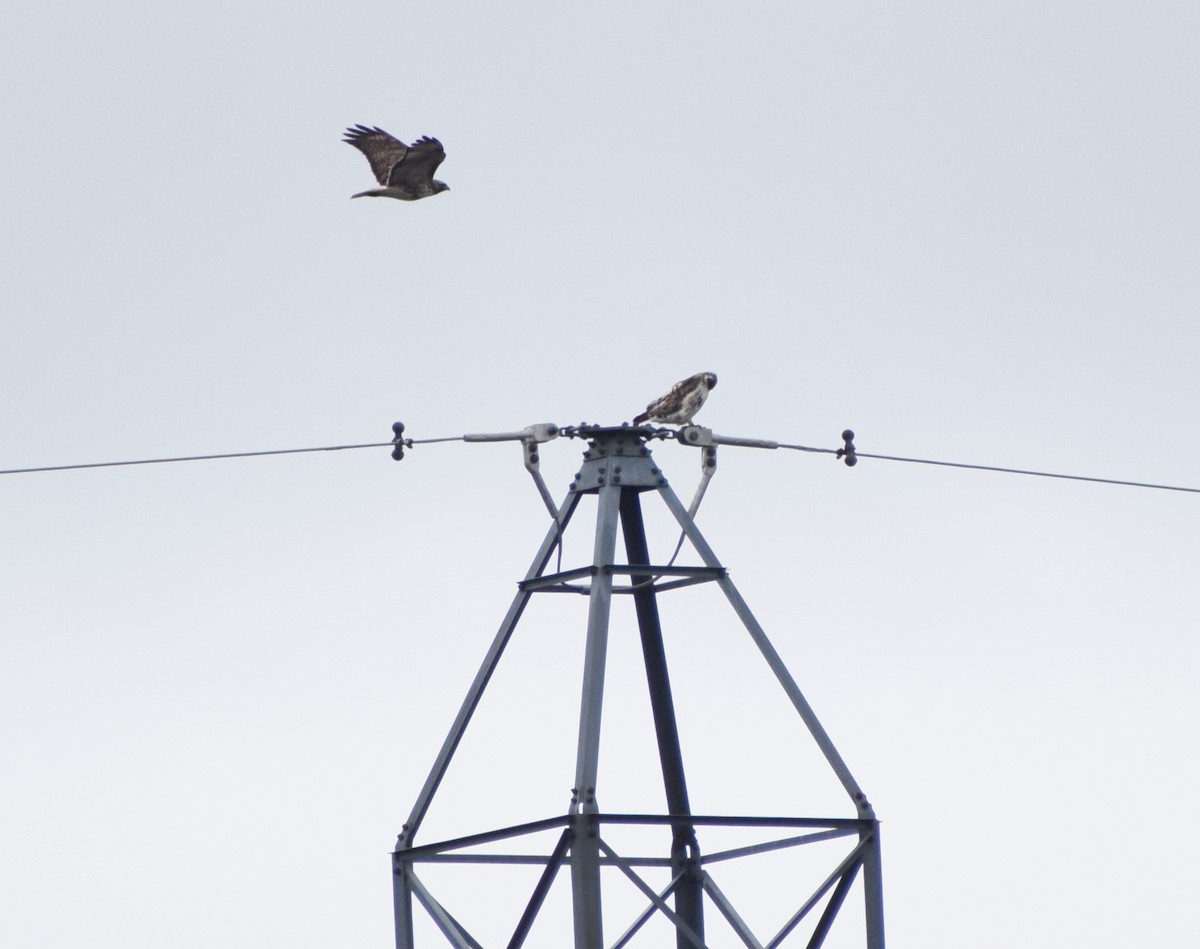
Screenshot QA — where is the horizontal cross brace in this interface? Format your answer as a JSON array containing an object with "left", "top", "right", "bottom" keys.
[
  {"left": 394, "top": 812, "right": 872, "bottom": 862},
  {"left": 399, "top": 829, "right": 858, "bottom": 865},
  {"left": 394, "top": 815, "right": 569, "bottom": 863},
  {"left": 401, "top": 853, "right": 675, "bottom": 867},
  {"left": 701, "top": 826, "right": 862, "bottom": 865},
  {"left": 519, "top": 565, "right": 727, "bottom": 592},
  {"left": 594, "top": 813, "right": 870, "bottom": 830}
]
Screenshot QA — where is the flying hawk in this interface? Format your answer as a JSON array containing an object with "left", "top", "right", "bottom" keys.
[
  {"left": 343, "top": 124, "right": 449, "bottom": 200},
  {"left": 633, "top": 372, "right": 718, "bottom": 426}
]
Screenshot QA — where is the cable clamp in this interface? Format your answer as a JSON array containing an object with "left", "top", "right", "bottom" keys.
[
  {"left": 677, "top": 424, "right": 714, "bottom": 447},
  {"left": 523, "top": 423, "right": 560, "bottom": 444}
]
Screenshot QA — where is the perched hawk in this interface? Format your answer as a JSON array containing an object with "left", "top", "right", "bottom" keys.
[
  {"left": 633, "top": 372, "right": 718, "bottom": 426},
  {"left": 343, "top": 125, "right": 449, "bottom": 200}
]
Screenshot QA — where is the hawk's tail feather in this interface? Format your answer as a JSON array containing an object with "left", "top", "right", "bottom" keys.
[{"left": 633, "top": 412, "right": 650, "bottom": 425}]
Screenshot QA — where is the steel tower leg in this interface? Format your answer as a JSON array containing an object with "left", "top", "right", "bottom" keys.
[
  {"left": 619, "top": 489, "right": 704, "bottom": 948},
  {"left": 570, "top": 481, "right": 621, "bottom": 949},
  {"left": 393, "top": 863, "right": 416, "bottom": 949},
  {"left": 861, "top": 824, "right": 886, "bottom": 949}
]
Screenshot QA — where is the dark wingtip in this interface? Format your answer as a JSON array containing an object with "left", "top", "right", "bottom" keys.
[{"left": 343, "top": 123, "right": 381, "bottom": 143}]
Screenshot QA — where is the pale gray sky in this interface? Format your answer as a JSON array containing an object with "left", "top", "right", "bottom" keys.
[{"left": 2, "top": 2, "right": 1198, "bottom": 947}]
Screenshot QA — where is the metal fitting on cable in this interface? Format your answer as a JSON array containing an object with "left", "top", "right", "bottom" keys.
[{"left": 838, "top": 429, "right": 857, "bottom": 467}]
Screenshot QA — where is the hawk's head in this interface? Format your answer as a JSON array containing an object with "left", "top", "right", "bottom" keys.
[
  {"left": 433, "top": 181, "right": 450, "bottom": 194},
  {"left": 702, "top": 372, "right": 718, "bottom": 389}
]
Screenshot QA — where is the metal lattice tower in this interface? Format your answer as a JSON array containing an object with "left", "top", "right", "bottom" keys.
[{"left": 391, "top": 424, "right": 884, "bottom": 949}]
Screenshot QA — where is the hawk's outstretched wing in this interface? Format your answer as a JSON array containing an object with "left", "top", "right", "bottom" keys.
[
  {"left": 388, "top": 136, "right": 446, "bottom": 188},
  {"left": 343, "top": 125, "right": 412, "bottom": 186}
]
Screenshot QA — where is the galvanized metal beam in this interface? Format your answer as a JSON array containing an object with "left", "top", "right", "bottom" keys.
[
  {"left": 407, "top": 870, "right": 484, "bottom": 949},
  {"left": 597, "top": 838, "right": 710, "bottom": 949},
  {"left": 619, "top": 488, "right": 705, "bottom": 948},
  {"left": 570, "top": 480, "right": 621, "bottom": 949},
  {"left": 860, "top": 824, "right": 886, "bottom": 949},
  {"left": 506, "top": 829, "right": 571, "bottom": 949},
  {"left": 610, "top": 874, "right": 683, "bottom": 949},
  {"left": 410, "top": 852, "right": 673, "bottom": 867},
  {"left": 767, "top": 840, "right": 868, "bottom": 949},
  {"left": 805, "top": 860, "right": 860, "bottom": 949},
  {"left": 398, "top": 815, "right": 569, "bottom": 863},
  {"left": 397, "top": 490, "right": 583, "bottom": 851},
  {"left": 702, "top": 872, "right": 764, "bottom": 949},
  {"left": 393, "top": 491, "right": 582, "bottom": 949},
  {"left": 597, "top": 813, "right": 868, "bottom": 830},
  {"left": 655, "top": 481, "right": 877, "bottom": 822},
  {"left": 520, "top": 564, "right": 726, "bottom": 595},
  {"left": 393, "top": 861, "right": 416, "bottom": 949},
  {"left": 701, "top": 827, "right": 861, "bottom": 866}
]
